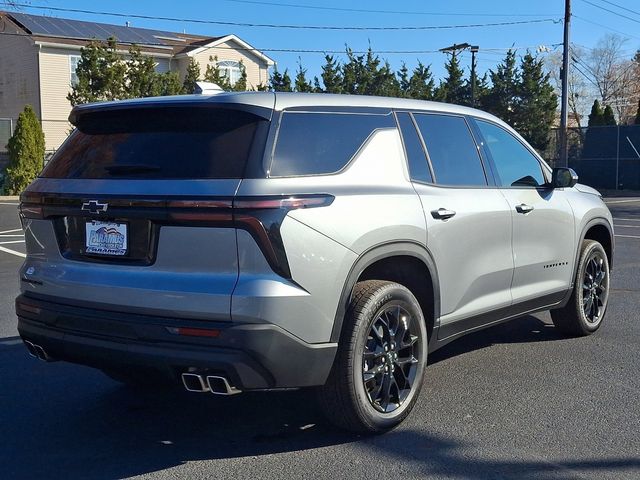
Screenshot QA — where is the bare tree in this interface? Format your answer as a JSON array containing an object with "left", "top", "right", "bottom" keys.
[{"left": 548, "top": 47, "right": 591, "bottom": 128}]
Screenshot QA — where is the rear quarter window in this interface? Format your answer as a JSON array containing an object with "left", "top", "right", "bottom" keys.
[{"left": 269, "top": 111, "right": 396, "bottom": 177}]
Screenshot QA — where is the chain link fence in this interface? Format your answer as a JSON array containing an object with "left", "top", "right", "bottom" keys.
[{"left": 544, "top": 125, "right": 640, "bottom": 191}]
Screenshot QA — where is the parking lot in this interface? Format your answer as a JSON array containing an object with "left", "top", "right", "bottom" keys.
[{"left": 0, "top": 198, "right": 638, "bottom": 480}]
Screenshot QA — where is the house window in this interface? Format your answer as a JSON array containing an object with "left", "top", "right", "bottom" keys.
[
  {"left": 69, "top": 55, "right": 81, "bottom": 86},
  {"left": 216, "top": 60, "right": 242, "bottom": 85}
]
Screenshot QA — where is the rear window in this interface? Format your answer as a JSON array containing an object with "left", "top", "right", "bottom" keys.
[
  {"left": 269, "top": 111, "right": 395, "bottom": 177},
  {"left": 42, "top": 107, "right": 268, "bottom": 179}
]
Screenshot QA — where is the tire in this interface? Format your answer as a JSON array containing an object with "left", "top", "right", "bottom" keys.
[
  {"left": 551, "top": 240, "right": 610, "bottom": 336},
  {"left": 318, "top": 280, "right": 428, "bottom": 433}
]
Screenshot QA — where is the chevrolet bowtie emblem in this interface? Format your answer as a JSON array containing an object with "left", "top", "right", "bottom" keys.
[{"left": 81, "top": 200, "right": 109, "bottom": 214}]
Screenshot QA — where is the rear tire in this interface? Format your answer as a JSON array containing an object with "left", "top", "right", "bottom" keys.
[
  {"left": 551, "top": 240, "right": 610, "bottom": 336},
  {"left": 318, "top": 280, "right": 428, "bottom": 433}
]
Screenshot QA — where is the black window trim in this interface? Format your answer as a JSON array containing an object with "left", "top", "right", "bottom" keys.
[
  {"left": 393, "top": 111, "right": 435, "bottom": 184},
  {"left": 266, "top": 109, "right": 396, "bottom": 179},
  {"left": 402, "top": 110, "right": 495, "bottom": 189},
  {"left": 469, "top": 116, "right": 552, "bottom": 190}
]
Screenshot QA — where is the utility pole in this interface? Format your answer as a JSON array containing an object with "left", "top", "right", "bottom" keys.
[
  {"left": 439, "top": 43, "right": 479, "bottom": 106},
  {"left": 470, "top": 45, "right": 479, "bottom": 107},
  {"left": 559, "top": 0, "right": 571, "bottom": 167}
]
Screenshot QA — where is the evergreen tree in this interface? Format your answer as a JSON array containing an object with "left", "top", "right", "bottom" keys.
[
  {"left": 342, "top": 48, "right": 366, "bottom": 94},
  {"left": 182, "top": 57, "right": 201, "bottom": 94},
  {"left": 4, "top": 105, "right": 45, "bottom": 194},
  {"left": 230, "top": 61, "right": 248, "bottom": 92},
  {"left": 515, "top": 52, "right": 558, "bottom": 150},
  {"left": 269, "top": 67, "right": 293, "bottom": 92},
  {"left": 405, "top": 62, "right": 435, "bottom": 100},
  {"left": 472, "top": 73, "right": 490, "bottom": 108},
  {"left": 294, "top": 60, "right": 314, "bottom": 92},
  {"left": 603, "top": 105, "right": 617, "bottom": 125},
  {"left": 68, "top": 37, "right": 126, "bottom": 105},
  {"left": 435, "top": 52, "right": 465, "bottom": 104},
  {"left": 203, "top": 56, "right": 232, "bottom": 90},
  {"left": 588, "top": 100, "right": 605, "bottom": 126},
  {"left": 156, "top": 71, "right": 183, "bottom": 96},
  {"left": 398, "top": 63, "right": 410, "bottom": 97},
  {"left": 485, "top": 50, "right": 519, "bottom": 124},
  {"left": 126, "top": 44, "right": 158, "bottom": 98},
  {"left": 320, "top": 55, "right": 343, "bottom": 93}
]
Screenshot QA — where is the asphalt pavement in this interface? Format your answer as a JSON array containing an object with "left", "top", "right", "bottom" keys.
[{"left": 0, "top": 198, "right": 638, "bottom": 480}]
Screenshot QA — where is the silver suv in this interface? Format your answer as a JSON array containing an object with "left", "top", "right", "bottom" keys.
[{"left": 17, "top": 92, "right": 614, "bottom": 433}]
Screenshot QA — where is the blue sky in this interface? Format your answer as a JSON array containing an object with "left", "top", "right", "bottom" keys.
[{"left": 7, "top": 0, "right": 640, "bottom": 82}]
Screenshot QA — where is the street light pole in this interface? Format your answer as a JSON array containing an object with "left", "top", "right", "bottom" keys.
[{"left": 559, "top": 0, "right": 571, "bottom": 167}]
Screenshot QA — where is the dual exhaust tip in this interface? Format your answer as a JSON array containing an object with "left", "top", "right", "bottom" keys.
[
  {"left": 181, "top": 373, "right": 241, "bottom": 396},
  {"left": 24, "top": 340, "right": 54, "bottom": 362}
]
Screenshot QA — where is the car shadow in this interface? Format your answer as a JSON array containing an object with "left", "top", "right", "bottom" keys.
[{"left": 1, "top": 324, "right": 638, "bottom": 480}]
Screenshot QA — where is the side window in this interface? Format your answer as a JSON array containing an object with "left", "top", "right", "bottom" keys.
[
  {"left": 69, "top": 55, "right": 81, "bottom": 86},
  {"left": 270, "top": 112, "right": 395, "bottom": 177},
  {"left": 396, "top": 112, "right": 432, "bottom": 183},
  {"left": 475, "top": 119, "right": 545, "bottom": 188},
  {"left": 413, "top": 114, "right": 487, "bottom": 186}
]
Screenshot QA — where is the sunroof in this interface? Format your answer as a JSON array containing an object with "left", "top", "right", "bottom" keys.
[{"left": 9, "top": 12, "right": 181, "bottom": 45}]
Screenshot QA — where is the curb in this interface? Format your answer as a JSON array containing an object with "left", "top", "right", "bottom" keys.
[{"left": 0, "top": 196, "right": 19, "bottom": 201}]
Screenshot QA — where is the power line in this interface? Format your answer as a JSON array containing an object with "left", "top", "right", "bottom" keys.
[
  {"left": 3, "top": 3, "right": 561, "bottom": 31},
  {"left": 595, "top": 0, "right": 640, "bottom": 18},
  {"left": 219, "top": 0, "right": 559, "bottom": 17},
  {"left": 572, "top": 14, "right": 640, "bottom": 40},
  {"left": 580, "top": 0, "right": 640, "bottom": 24}
]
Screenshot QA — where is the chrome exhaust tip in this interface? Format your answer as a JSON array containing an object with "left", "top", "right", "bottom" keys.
[
  {"left": 206, "top": 375, "right": 242, "bottom": 396},
  {"left": 181, "top": 373, "right": 210, "bottom": 393},
  {"left": 23, "top": 340, "right": 53, "bottom": 361}
]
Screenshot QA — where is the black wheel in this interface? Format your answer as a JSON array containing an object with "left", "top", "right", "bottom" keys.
[
  {"left": 318, "top": 280, "right": 428, "bottom": 433},
  {"left": 551, "top": 240, "right": 610, "bottom": 336}
]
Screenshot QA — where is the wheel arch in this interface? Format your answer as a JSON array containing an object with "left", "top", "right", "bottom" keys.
[{"left": 330, "top": 241, "right": 440, "bottom": 345}]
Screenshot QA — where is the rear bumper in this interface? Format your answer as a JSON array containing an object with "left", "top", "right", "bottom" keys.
[{"left": 16, "top": 294, "right": 337, "bottom": 390}]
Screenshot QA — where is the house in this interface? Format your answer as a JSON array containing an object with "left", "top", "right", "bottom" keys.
[{"left": 0, "top": 11, "right": 275, "bottom": 151}]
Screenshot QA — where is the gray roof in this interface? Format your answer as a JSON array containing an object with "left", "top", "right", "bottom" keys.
[{"left": 9, "top": 11, "right": 184, "bottom": 45}]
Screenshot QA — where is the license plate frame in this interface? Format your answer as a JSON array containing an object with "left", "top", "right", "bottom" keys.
[{"left": 85, "top": 220, "right": 128, "bottom": 256}]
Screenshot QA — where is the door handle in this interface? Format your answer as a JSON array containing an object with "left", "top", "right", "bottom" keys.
[
  {"left": 516, "top": 203, "right": 534, "bottom": 214},
  {"left": 431, "top": 208, "right": 457, "bottom": 220}
]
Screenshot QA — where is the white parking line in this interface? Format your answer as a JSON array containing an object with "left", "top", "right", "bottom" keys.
[
  {"left": 0, "top": 234, "right": 24, "bottom": 237},
  {"left": 614, "top": 224, "right": 640, "bottom": 228},
  {"left": 0, "top": 202, "right": 19, "bottom": 206},
  {"left": 615, "top": 234, "right": 640, "bottom": 239},
  {"left": 0, "top": 240, "right": 25, "bottom": 245},
  {"left": 613, "top": 218, "right": 640, "bottom": 222},
  {"left": 0, "top": 228, "right": 22, "bottom": 235},
  {"left": 0, "top": 245, "right": 26, "bottom": 257}
]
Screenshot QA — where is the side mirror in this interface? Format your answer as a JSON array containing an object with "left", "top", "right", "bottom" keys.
[{"left": 551, "top": 167, "right": 578, "bottom": 189}]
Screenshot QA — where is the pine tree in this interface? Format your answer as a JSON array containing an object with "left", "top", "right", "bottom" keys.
[
  {"left": 406, "top": 62, "right": 435, "bottom": 100},
  {"left": 126, "top": 44, "right": 158, "bottom": 98},
  {"left": 4, "top": 105, "right": 45, "bottom": 194},
  {"left": 67, "top": 37, "right": 126, "bottom": 105},
  {"left": 269, "top": 67, "right": 293, "bottom": 92},
  {"left": 294, "top": 60, "right": 314, "bottom": 92},
  {"left": 515, "top": 52, "right": 558, "bottom": 151},
  {"left": 203, "top": 56, "right": 232, "bottom": 90},
  {"left": 320, "top": 55, "right": 343, "bottom": 93},
  {"left": 588, "top": 100, "right": 605, "bottom": 127},
  {"left": 182, "top": 57, "right": 201, "bottom": 94},
  {"left": 485, "top": 50, "right": 519, "bottom": 124},
  {"left": 156, "top": 71, "right": 183, "bottom": 96},
  {"left": 398, "top": 63, "right": 410, "bottom": 97},
  {"left": 342, "top": 48, "right": 366, "bottom": 95},
  {"left": 602, "top": 105, "right": 617, "bottom": 125},
  {"left": 435, "top": 52, "right": 465, "bottom": 104}
]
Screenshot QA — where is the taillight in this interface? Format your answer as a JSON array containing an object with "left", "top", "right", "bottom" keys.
[{"left": 233, "top": 195, "right": 334, "bottom": 210}]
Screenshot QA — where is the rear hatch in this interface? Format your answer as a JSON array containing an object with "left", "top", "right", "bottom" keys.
[{"left": 19, "top": 98, "right": 272, "bottom": 321}]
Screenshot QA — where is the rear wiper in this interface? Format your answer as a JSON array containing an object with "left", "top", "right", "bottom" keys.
[{"left": 104, "top": 164, "right": 161, "bottom": 175}]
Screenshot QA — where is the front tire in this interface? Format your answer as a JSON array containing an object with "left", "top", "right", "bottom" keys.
[
  {"left": 551, "top": 240, "right": 610, "bottom": 336},
  {"left": 318, "top": 280, "right": 428, "bottom": 433}
]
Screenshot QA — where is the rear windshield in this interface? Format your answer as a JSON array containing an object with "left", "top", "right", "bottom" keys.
[{"left": 42, "top": 107, "right": 268, "bottom": 179}]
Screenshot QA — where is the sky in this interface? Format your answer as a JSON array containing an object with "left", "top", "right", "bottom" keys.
[{"left": 4, "top": 0, "right": 640, "bottom": 82}]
